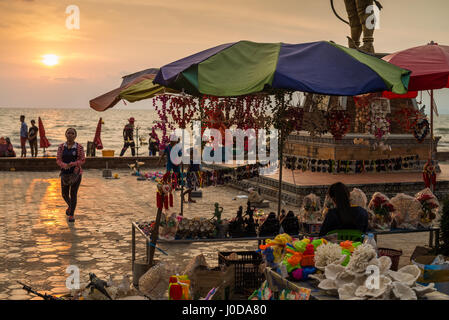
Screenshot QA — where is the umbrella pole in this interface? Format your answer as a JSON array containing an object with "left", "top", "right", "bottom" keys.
[
  {"left": 180, "top": 93, "right": 185, "bottom": 216},
  {"left": 277, "top": 134, "right": 284, "bottom": 217},
  {"left": 430, "top": 89, "right": 435, "bottom": 193}
]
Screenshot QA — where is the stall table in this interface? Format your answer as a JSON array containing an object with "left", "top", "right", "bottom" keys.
[
  {"left": 302, "top": 227, "right": 440, "bottom": 251},
  {"left": 264, "top": 267, "right": 449, "bottom": 300}
]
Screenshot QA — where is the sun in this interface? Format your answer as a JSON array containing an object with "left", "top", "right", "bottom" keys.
[{"left": 41, "top": 54, "right": 59, "bottom": 67}]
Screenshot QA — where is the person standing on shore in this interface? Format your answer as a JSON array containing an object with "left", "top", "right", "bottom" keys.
[
  {"left": 19, "top": 115, "right": 28, "bottom": 157},
  {"left": 28, "top": 119, "right": 38, "bottom": 157},
  {"left": 56, "top": 128, "right": 85, "bottom": 223},
  {"left": 119, "top": 117, "right": 136, "bottom": 157}
]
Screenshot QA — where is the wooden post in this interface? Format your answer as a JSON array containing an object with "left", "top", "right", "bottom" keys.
[{"left": 148, "top": 207, "right": 163, "bottom": 267}]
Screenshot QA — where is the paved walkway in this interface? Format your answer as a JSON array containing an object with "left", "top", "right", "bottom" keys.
[{"left": 0, "top": 168, "right": 438, "bottom": 300}]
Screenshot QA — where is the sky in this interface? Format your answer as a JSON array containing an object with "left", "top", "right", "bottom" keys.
[{"left": 1, "top": 0, "right": 449, "bottom": 113}]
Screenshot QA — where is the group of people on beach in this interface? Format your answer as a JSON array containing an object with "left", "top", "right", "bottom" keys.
[{"left": 0, "top": 115, "right": 38, "bottom": 158}]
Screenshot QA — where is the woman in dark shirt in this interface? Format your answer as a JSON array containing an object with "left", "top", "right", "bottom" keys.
[
  {"left": 319, "top": 182, "right": 369, "bottom": 237},
  {"left": 56, "top": 128, "right": 85, "bottom": 223}
]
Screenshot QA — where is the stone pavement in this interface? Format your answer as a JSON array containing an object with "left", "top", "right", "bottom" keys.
[{"left": 0, "top": 168, "right": 435, "bottom": 300}]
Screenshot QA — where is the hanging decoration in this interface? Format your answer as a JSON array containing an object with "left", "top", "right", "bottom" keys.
[
  {"left": 327, "top": 110, "right": 351, "bottom": 140},
  {"left": 168, "top": 95, "right": 198, "bottom": 129},
  {"left": 413, "top": 118, "right": 430, "bottom": 143},
  {"left": 364, "top": 97, "right": 391, "bottom": 151},
  {"left": 153, "top": 94, "right": 176, "bottom": 149},
  {"left": 392, "top": 107, "right": 421, "bottom": 133},
  {"left": 422, "top": 159, "right": 437, "bottom": 190}
]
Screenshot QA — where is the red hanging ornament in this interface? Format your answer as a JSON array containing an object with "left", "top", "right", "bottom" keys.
[{"left": 327, "top": 110, "right": 351, "bottom": 140}]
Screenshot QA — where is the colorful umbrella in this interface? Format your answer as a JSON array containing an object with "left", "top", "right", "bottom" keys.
[
  {"left": 382, "top": 41, "right": 449, "bottom": 191},
  {"left": 38, "top": 117, "right": 51, "bottom": 150},
  {"left": 89, "top": 68, "right": 160, "bottom": 112},
  {"left": 93, "top": 118, "right": 104, "bottom": 150},
  {"left": 154, "top": 40, "right": 411, "bottom": 97}
]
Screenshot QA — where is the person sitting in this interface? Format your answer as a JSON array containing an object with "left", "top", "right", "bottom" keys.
[
  {"left": 0, "top": 137, "right": 7, "bottom": 157},
  {"left": 319, "top": 182, "right": 369, "bottom": 237},
  {"left": 4, "top": 137, "right": 16, "bottom": 157}
]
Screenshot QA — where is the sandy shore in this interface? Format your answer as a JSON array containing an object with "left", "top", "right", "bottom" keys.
[{"left": 0, "top": 168, "right": 436, "bottom": 300}]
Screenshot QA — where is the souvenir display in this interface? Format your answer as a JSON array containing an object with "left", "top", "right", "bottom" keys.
[
  {"left": 285, "top": 155, "right": 420, "bottom": 174},
  {"left": 159, "top": 212, "right": 178, "bottom": 240},
  {"left": 393, "top": 107, "right": 421, "bottom": 133},
  {"left": 176, "top": 217, "right": 216, "bottom": 239},
  {"left": 350, "top": 188, "right": 368, "bottom": 209},
  {"left": 311, "top": 244, "right": 435, "bottom": 300},
  {"left": 422, "top": 159, "right": 437, "bottom": 189},
  {"left": 302, "top": 109, "right": 328, "bottom": 137},
  {"left": 415, "top": 188, "right": 440, "bottom": 227},
  {"left": 368, "top": 192, "right": 395, "bottom": 230},
  {"left": 388, "top": 193, "right": 421, "bottom": 229},
  {"left": 327, "top": 110, "right": 351, "bottom": 140},
  {"left": 413, "top": 118, "right": 430, "bottom": 143},
  {"left": 299, "top": 194, "right": 323, "bottom": 223}
]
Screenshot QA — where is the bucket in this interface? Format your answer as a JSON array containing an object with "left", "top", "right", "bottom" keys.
[{"left": 102, "top": 150, "right": 115, "bottom": 157}]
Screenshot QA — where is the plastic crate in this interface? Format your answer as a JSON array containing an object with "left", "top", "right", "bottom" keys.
[
  {"left": 218, "top": 251, "right": 264, "bottom": 294},
  {"left": 102, "top": 150, "right": 115, "bottom": 157}
]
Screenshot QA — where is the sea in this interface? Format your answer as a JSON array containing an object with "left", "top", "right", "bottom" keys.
[{"left": 1, "top": 107, "right": 449, "bottom": 156}]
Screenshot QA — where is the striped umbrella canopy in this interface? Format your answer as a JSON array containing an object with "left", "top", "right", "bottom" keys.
[{"left": 154, "top": 40, "right": 411, "bottom": 97}]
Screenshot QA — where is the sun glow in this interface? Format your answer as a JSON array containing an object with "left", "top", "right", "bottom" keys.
[{"left": 41, "top": 54, "right": 59, "bottom": 67}]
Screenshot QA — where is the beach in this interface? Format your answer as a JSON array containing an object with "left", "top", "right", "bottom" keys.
[{"left": 0, "top": 167, "right": 438, "bottom": 299}]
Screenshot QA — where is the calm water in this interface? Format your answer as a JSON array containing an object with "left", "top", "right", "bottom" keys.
[
  {"left": 1, "top": 107, "right": 449, "bottom": 156},
  {"left": 0, "top": 107, "right": 160, "bottom": 156}
]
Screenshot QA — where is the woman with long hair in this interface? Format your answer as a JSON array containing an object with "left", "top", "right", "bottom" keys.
[
  {"left": 319, "top": 182, "right": 368, "bottom": 236},
  {"left": 56, "top": 128, "right": 85, "bottom": 223}
]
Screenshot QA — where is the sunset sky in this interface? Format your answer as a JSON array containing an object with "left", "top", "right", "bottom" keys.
[{"left": 1, "top": 0, "right": 449, "bottom": 112}]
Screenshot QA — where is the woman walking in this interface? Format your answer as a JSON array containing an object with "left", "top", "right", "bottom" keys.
[{"left": 56, "top": 128, "right": 85, "bottom": 223}]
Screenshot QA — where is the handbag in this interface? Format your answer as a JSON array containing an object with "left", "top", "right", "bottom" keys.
[{"left": 61, "top": 167, "right": 80, "bottom": 186}]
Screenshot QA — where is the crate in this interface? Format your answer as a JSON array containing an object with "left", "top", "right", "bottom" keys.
[
  {"left": 218, "top": 251, "right": 264, "bottom": 294},
  {"left": 102, "top": 149, "right": 115, "bottom": 157}
]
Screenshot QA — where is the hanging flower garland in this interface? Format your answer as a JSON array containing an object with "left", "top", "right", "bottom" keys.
[
  {"left": 327, "top": 110, "right": 351, "bottom": 140},
  {"left": 365, "top": 97, "right": 391, "bottom": 141},
  {"left": 413, "top": 118, "right": 430, "bottom": 143},
  {"left": 168, "top": 95, "right": 198, "bottom": 129},
  {"left": 302, "top": 109, "right": 328, "bottom": 137},
  {"left": 153, "top": 94, "right": 176, "bottom": 149},
  {"left": 393, "top": 107, "right": 420, "bottom": 133}
]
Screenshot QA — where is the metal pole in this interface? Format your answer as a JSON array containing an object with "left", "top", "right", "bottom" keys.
[
  {"left": 180, "top": 99, "right": 185, "bottom": 216},
  {"left": 277, "top": 95, "right": 285, "bottom": 217},
  {"left": 148, "top": 207, "right": 163, "bottom": 266},
  {"left": 430, "top": 89, "right": 434, "bottom": 162}
]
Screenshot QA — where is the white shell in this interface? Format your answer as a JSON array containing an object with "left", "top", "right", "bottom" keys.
[
  {"left": 338, "top": 283, "right": 358, "bottom": 300},
  {"left": 324, "top": 264, "right": 346, "bottom": 281},
  {"left": 392, "top": 281, "right": 418, "bottom": 300},
  {"left": 317, "top": 278, "right": 337, "bottom": 291},
  {"left": 354, "top": 275, "right": 392, "bottom": 298},
  {"left": 412, "top": 283, "right": 436, "bottom": 297},
  {"left": 388, "top": 265, "right": 421, "bottom": 287}
]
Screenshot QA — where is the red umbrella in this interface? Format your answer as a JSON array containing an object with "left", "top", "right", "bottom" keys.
[
  {"left": 382, "top": 41, "right": 449, "bottom": 191},
  {"left": 38, "top": 117, "right": 51, "bottom": 152},
  {"left": 93, "top": 118, "right": 104, "bottom": 150}
]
